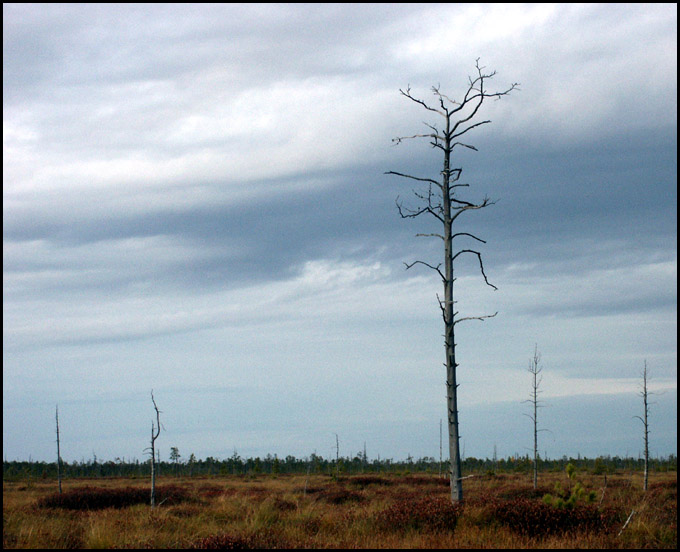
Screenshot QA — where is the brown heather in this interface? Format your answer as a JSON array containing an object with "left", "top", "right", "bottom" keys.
[{"left": 3, "top": 471, "right": 676, "bottom": 549}]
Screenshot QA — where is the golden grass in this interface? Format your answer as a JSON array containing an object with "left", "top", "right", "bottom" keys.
[{"left": 3, "top": 471, "right": 676, "bottom": 549}]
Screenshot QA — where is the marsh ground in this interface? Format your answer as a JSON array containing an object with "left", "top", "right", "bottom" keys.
[{"left": 3, "top": 470, "right": 676, "bottom": 548}]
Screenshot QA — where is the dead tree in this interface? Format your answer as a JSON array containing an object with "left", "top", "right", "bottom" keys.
[
  {"left": 334, "top": 433, "right": 340, "bottom": 478},
  {"left": 523, "top": 344, "right": 544, "bottom": 489},
  {"left": 387, "top": 59, "right": 518, "bottom": 502},
  {"left": 633, "top": 361, "right": 651, "bottom": 491},
  {"left": 55, "top": 405, "right": 62, "bottom": 494},
  {"left": 144, "top": 391, "right": 162, "bottom": 507}
]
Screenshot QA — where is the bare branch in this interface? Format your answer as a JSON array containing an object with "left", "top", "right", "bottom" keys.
[
  {"left": 446, "top": 60, "right": 519, "bottom": 127},
  {"left": 618, "top": 510, "right": 636, "bottom": 536},
  {"left": 444, "top": 167, "right": 463, "bottom": 180},
  {"left": 451, "top": 142, "right": 479, "bottom": 151},
  {"left": 448, "top": 197, "right": 496, "bottom": 226},
  {"left": 453, "top": 311, "right": 498, "bottom": 325},
  {"left": 451, "top": 249, "right": 498, "bottom": 290},
  {"left": 150, "top": 390, "right": 161, "bottom": 440},
  {"left": 432, "top": 86, "right": 460, "bottom": 108},
  {"left": 404, "top": 260, "right": 445, "bottom": 282},
  {"left": 451, "top": 232, "right": 486, "bottom": 244},
  {"left": 436, "top": 293, "right": 447, "bottom": 320},
  {"left": 392, "top": 132, "right": 444, "bottom": 145},
  {"left": 454, "top": 195, "right": 496, "bottom": 210},
  {"left": 396, "top": 196, "right": 445, "bottom": 224},
  {"left": 450, "top": 197, "right": 477, "bottom": 208},
  {"left": 399, "top": 86, "right": 445, "bottom": 116},
  {"left": 451, "top": 120, "right": 492, "bottom": 139},
  {"left": 385, "top": 171, "right": 441, "bottom": 188},
  {"left": 416, "top": 232, "right": 445, "bottom": 241}
]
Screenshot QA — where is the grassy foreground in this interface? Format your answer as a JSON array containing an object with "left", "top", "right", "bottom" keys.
[{"left": 3, "top": 470, "right": 676, "bottom": 548}]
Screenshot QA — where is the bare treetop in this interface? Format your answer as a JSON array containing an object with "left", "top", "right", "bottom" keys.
[{"left": 392, "top": 60, "right": 519, "bottom": 150}]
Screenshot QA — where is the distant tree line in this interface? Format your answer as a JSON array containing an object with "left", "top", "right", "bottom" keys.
[{"left": 3, "top": 452, "right": 676, "bottom": 481}]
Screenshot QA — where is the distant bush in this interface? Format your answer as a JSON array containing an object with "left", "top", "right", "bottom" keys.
[
  {"left": 376, "top": 496, "right": 462, "bottom": 532},
  {"left": 38, "top": 484, "right": 191, "bottom": 510}
]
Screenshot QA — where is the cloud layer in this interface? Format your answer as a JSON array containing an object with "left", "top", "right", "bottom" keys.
[{"left": 3, "top": 4, "right": 676, "bottom": 462}]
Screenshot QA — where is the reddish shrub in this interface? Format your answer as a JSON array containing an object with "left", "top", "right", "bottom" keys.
[
  {"left": 198, "top": 484, "right": 227, "bottom": 497},
  {"left": 489, "top": 498, "right": 621, "bottom": 536},
  {"left": 272, "top": 496, "right": 297, "bottom": 511},
  {"left": 498, "top": 486, "right": 552, "bottom": 500},
  {"left": 649, "top": 480, "right": 676, "bottom": 491},
  {"left": 190, "top": 532, "right": 294, "bottom": 549},
  {"left": 38, "top": 484, "right": 191, "bottom": 510},
  {"left": 316, "top": 488, "right": 364, "bottom": 505},
  {"left": 190, "top": 534, "right": 252, "bottom": 549},
  {"left": 346, "top": 475, "right": 394, "bottom": 488},
  {"left": 376, "top": 496, "right": 462, "bottom": 532},
  {"left": 403, "top": 475, "right": 450, "bottom": 487},
  {"left": 297, "top": 485, "right": 322, "bottom": 495}
]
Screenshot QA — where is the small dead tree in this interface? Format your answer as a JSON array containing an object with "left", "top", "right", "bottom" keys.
[
  {"left": 144, "top": 391, "right": 162, "bottom": 507},
  {"left": 387, "top": 59, "right": 518, "bottom": 502},
  {"left": 55, "top": 404, "right": 62, "bottom": 494},
  {"left": 633, "top": 361, "right": 651, "bottom": 491},
  {"left": 523, "top": 344, "right": 545, "bottom": 489},
  {"left": 334, "top": 433, "right": 340, "bottom": 478}
]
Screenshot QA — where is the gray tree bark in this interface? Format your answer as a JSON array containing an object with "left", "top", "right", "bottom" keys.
[{"left": 387, "top": 59, "right": 518, "bottom": 502}]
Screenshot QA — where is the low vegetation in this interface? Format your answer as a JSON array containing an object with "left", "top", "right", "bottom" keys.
[{"left": 3, "top": 470, "right": 676, "bottom": 548}]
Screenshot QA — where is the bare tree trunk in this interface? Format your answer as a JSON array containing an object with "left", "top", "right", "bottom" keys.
[
  {"left": 634, "top": 361, "right": 650, "bottom": 491},
  {"left": 387, "top": 59, "right": 518, "bottom": 502},
  {"left": 523, "top": 345, "right": 542, "bottom": 489},
  {"left": 55, "top": 405, "right": 62, "bottom": 494},
  {"left": 150, "top": 423, "right": 156, "bottom": 505},
  {"left": 334, "top": 433, "right": 340, "bottom": 478},
  {"left": 146, "top": 391, "right": 162, "bottom": 507}
]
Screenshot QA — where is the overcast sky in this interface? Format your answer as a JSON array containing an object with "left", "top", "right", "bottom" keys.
[{"left": 3, "top": 3, "right": 677, "bottom": 465}]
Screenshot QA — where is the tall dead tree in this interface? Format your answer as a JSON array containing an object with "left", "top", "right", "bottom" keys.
[
  {"left": 633, "top": 361, "right": 651, "bottom": 491},
  {"left": 145, "top": 391, "right": 162, "bottom": 507},
  {"left": 55, "top": 404, "right": 62, "bottom": 494},
  {"left": 387, "top": 60, "right": 518, "bottom": 502},
  {"left": 523, "top": 344, "right": 544, "bottom": 489}
]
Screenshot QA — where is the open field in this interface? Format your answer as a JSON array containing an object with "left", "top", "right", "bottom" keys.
[{"left": 3, "top": 470, "right": 676, "bottom": 549}]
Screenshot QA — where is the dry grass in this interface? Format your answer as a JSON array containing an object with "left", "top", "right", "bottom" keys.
[{"left": 3, "top": 471, "right": 676, "bottom": 549}]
